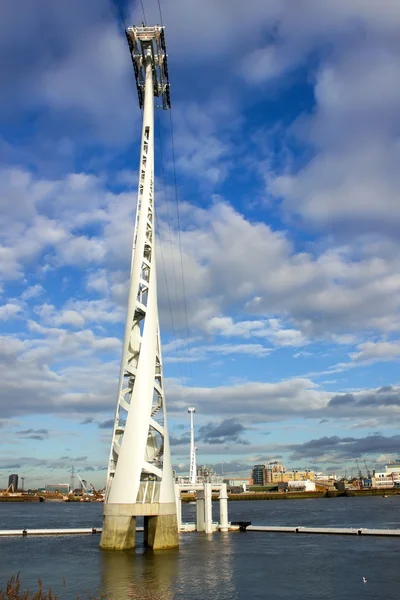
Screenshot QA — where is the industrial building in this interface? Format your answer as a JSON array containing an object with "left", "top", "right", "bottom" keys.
[
  {"left": 287, "top": 480, "right": 316, "bottom": 492},
  {"left": 44, "top": 483, "right": 70, "bottom": 494}
]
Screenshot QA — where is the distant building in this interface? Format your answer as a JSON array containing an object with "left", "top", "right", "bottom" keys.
[
  {"left": 223, "top": 478, "right": 249, "bottom": 492},
  {"left": 45, "top": 483, "right": 70, "bottom": 494},
  {"left": 314, "top": 472, "right": 337, "bottom": 482},
  {"left": 373, "top": 472, "right": 400, "bottom": 488},
  {"left": 196, "top": 465, "right": 222, "bottom": 483},
  {"left": 8, "top": 474, "right": 18, "bottom": 491},
  {"left": 251, "top": 462, "right": 316, "bottom": 486},
  {"left": 384, "top": 461, "right": 400, "bottom": 478},
  {"left": 197, "top": 465, "right": 215, "bottom": 479},
  {"left": 252, "top": 465, "right": 266, "bottom": 486},
  {"left": 223, "top": 478, "right": 250, "bottom": 486},
  {"left": 270, "top": 470, "right": 315, "bottom": 483},
  {"left": 287, "top": 480, "right": 316, "bottom": 492},
  {"left": 264, "top": 461, "right": 285, "bottom": 483}
]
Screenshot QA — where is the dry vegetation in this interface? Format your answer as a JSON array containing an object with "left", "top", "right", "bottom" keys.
[{"left": 0, "top": 575, "right": 107, "bottom": 599}]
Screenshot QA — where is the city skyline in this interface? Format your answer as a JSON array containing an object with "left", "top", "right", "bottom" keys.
[{"left": 1, "top": 0, "right": 400, "bottom": 488}]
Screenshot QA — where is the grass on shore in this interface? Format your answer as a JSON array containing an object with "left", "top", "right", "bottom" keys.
[{"left": 0, "top": 574, "right": 107, "bottom": 599}]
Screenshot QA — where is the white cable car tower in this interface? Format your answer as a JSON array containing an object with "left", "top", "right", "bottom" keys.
[
  {"left": 100, "top": 24, "right": 178, "bottom": 551},
  {"left": 188, "top": 407, "right": 197, "bottom": 485}
]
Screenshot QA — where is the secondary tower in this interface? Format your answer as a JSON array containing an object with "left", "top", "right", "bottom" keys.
[
  {"left": 188, "top": 407, "right": 197, "bottom": 485},
  {"left": 100, "top": 24, "right": 178, "bottom": 551}
]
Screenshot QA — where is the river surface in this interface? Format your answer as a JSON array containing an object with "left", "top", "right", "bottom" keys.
[{"left": 0, "top": 497, "right": 399, "bottom": 599}]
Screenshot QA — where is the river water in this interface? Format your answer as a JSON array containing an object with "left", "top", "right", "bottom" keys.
[{"left": 0, "top": 497, "right": 399, "bottom": 599}]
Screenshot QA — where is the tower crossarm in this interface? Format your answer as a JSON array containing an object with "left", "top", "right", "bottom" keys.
[{"left": 126, "top": 25, "right": 171, "bottom": 110}]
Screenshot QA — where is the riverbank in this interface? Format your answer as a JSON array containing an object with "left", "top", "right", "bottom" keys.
[
  {"left": 180, "top": 488, "right": 400, "bottom": 502},
  {"left": 0, "top": 495, "right": 41, "bottom": 502},
  {"left": 2, "top": 488, "right": 399, "bottom": 503}
]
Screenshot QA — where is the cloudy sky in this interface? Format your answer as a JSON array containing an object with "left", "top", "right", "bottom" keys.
[{"left": 1, "top": 0, "right": 400, "bottom": 488}]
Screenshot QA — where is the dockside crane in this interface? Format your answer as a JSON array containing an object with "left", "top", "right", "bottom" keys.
[
  {"left": 1, "top": 483, "right": 14, "bottom": 496},
  {"left": 90, "top": 483, "right": 103, "bottom": 499},
  {"left": 364, "top": 460, "right": 372, "bottom": 479}
]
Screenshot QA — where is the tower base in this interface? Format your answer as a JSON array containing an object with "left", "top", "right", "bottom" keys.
[
  {"left": 144, "top": 514, "right": 179, "bottom": 549},
  {"left": 100, "top": 503, "right": 179, "bottom": 550},
  {"left": 100, "top": 515, "right": 136, "bottom": 550}
]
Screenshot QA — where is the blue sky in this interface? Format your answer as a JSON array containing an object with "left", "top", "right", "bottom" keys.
[{"left": 1, "top": 0, "right": 400, "bottom": 488}]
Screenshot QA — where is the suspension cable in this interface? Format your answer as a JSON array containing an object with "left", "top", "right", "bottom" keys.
[
  {"left": 111, "top": 0, "right": 187, "bottom": 385},
  {"left": 157, "top": 0, "right": 194, "bottom": 379},
  {"left": 155, "top": 110, "right": 186, "bottom": 386}
]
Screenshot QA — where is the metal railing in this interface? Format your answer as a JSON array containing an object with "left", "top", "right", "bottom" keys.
[
  {"left": 136, "top": 480, "right": 160, "bottom": 503},
  {"left": 175, "top": 475, "right": 223, "bottom": 485}
]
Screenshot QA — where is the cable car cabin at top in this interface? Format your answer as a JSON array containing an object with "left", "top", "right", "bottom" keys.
[{"left": 125, "top": 25, "right": 171, "bottom": 111}]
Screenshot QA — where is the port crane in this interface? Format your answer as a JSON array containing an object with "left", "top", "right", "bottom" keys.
[
  {"left": 1, "top": 483, "right": 15, "bottom": 496},
  {"left": 90, "top": 483, "right": 103, "bottom": 499},
  {"left": 364, "top": 460, "right": 372, "bottom": 479}
]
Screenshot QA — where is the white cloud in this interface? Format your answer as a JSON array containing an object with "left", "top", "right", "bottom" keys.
[
  {"left": 0, "top": 0, "right": 139, "bottom": 144},
  {"left": 2, "top": 164, "right": 400, "bottom": 345},
  {"left": 86, "top": 269, "right": 110, "bottom": 295},
  {"left": 0, "top": 302, "right": 22, "bottom": 320},
  {"left": 350, "top": 341, "right": 400, "bottom": 364},
  {"left": 157, "top": 201, "right": 400, "bottom": 338},
  {"left": 35, "top": 299, "right": 125, "bottom": 329},
  {"left": 21, "top": 284, "right": 45, "bottom": 301},
  {"left": 207, "top": 316, "right": 308, "bottom": 347},
  {"left": 164, "top": 342, "right": 272, "bottom": 363},
  {"left": 269, "top": 40, "right": 400, "bottom": 238}
]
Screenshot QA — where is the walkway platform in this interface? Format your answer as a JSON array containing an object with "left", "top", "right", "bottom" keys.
[
  {"left": 1, "top": 524, "right": 400, "bottom": 537},
  {"left": 247, "top": 525, "right": 400, "bottom": 536},
  {"left": 0, "top": 527, "right": 144, "bottom": 537}
]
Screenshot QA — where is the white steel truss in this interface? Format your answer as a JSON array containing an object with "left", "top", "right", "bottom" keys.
[{"left": 105, "top": 25, "right": 175, "bottom": 508}]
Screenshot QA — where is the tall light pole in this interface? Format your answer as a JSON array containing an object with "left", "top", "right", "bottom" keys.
[
  {"left": 188, "top": 408, "right": 197, "bottom": 485},
  {"left": 100, "top": 25, "right": 178, "bottom": 551}
]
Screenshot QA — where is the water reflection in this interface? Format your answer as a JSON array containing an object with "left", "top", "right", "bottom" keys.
[
  {"left": 184, "top": 534, "right": 239, "bottom": 600},
  {"left": 99, "top": 545, "right": 179, "bottom": 600}
]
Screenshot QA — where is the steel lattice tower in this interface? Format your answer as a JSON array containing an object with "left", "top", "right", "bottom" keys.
[{"left": 100, "top": 25, "right": 178, "bottom": 551}]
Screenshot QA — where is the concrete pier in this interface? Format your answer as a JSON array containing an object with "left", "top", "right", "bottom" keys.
[
  {"left": 175, "top": 480, "right": 230, "bottom": 534},
  {"left": 204, "top": 483, "right": 213, "bottom": 534},
  {"left": 196, "top": 490, "right": 205, "bottom": 532},
  {"left": 144, "top": 514, "right": 180, "bottom": 549},
  {"left": 100, "top": 502, "right": 179, "bottom": 550},
  {"left": 219, "top": 485, "right": 229, "bottom": 532},
  {"left": 100, "top": 514, "right": 136, "bottom": 550}
]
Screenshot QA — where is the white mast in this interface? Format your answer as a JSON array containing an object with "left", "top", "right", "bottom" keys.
[
  {"left": 100, "top": 25, "right": 178, "bottom": 551},
  {"left": 188, "top": 407, "right": 197, "bottom": 485}
]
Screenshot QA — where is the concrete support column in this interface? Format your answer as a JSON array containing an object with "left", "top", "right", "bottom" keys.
[
  {"left": 196, "top": 489, "right": 205, "bottom": 532},
  {"left": 174, "top": 484, "right": 182, "bottom": 530},
  {"left": 204, "top": 483, "right": 213, "bottom": 534},
  {"left": 144, "top": 514, "right": 180, "bottom": 550},
  {"left": 219, "top": 483, "right": 229, "bottom": 532},
  {"left": 100, "top": 514, "right": 136, "bottom": 550}
]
